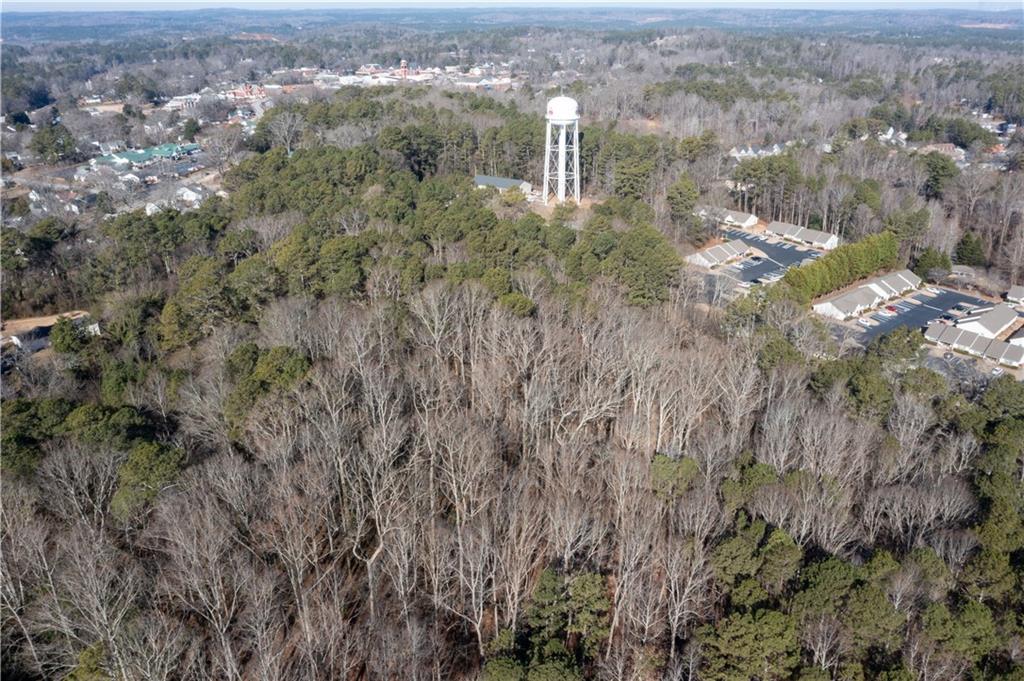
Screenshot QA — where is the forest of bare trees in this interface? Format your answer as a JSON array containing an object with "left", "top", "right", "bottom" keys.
[{"left": 4, "top": 269, "right": 1023, "bottom": 679}]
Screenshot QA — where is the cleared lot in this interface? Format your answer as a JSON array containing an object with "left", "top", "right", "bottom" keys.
[
  {"left": 719, "top": 228, "right": 820, "bottom": 283},
  {"left": 855, "top": 289, "right": 993, "bottom": 342}
]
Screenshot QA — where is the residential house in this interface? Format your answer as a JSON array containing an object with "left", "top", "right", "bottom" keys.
[
  {"left": 925, "top": 322, "right": 1024, "bottom": 368},
  {"left": 765, "top": 221, "right": 840, "bottom": 250},
  {"left": 917, "top": 143, "right": 966, "bottom": 162},
  {"left": 1006, "top": 285, "right": 1024, "bottom": 305},
  {"left": 813, "top": 287, "right": 886, "bottom": 320},
  {"left": 694, "top": 206, "right": 758, "bottom": 229},
  {"left": 1, "top": 312, "right": 100, "bottom": 356},
  {"left": 176, "top": 186, "right": 205, "bottom": 207},
  {"left": 685, "top": 239, "right": 751, "bottom": 269},
  {"left": 728, "top": 143, "right": 786, "bottom": 161},
  {"left": 474, "top": 175, "right": 532, "bottom": 194},
  {"left": 950, "top": 265, "right": 977, "bottom": 279},
  {"left": 812, "top": 269, "right": 921, "bottom": 320}
]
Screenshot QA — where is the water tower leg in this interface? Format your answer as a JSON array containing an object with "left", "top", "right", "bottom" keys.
[
  {"left": 572, "top": 121, "right": 580, "bottom": 204},
  {"left": 557, "top": 124, "right": 566, "bottom": 203},
  {"left": 542, "top": 122, "right": 552, "bottom": 205}
]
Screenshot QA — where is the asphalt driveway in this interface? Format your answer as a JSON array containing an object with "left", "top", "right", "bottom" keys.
[
  {"left": 719, "top": 228, "right": 819, "bottom": 283},
  {"left": 856, "top": 289, "right": 993, "bottom": 342}
]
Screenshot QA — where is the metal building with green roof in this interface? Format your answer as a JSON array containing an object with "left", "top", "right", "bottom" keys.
[{"left": 93, "top": 143, "right": 200, "bottom": 168}]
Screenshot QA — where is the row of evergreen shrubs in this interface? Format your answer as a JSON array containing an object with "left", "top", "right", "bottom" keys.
[{"left": 782, "top": 231, "right": 900, "bottom": 303}]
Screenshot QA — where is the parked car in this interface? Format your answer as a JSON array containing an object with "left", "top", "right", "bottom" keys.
[
  {"left": 886, "top": 305, "right": 899, "bottom": 312},
  {"left": 926, "top": 287, "right": 941, "bottom": 294},
  {"left": 992, "top": 367, "right": 1005, "bottom": 377},
  {"left": 943, "top": 352, "right": 954, "bottom": 360},
  {"left": 858, "top": 318, "right": 874, "bottom": 327},
  {"left": 878, "top": 310, "right": 896, "bottom": 318},
  {"left": 940, "top": 314, "right": 956, "bottom": 322},
  {"left": 737, "top": 281, "right": 752, "bottom": 289}
]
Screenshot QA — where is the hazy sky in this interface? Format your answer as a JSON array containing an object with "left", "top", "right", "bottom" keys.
[{"left": 2, "top": 0, "right": 1019, "bottom": 10}]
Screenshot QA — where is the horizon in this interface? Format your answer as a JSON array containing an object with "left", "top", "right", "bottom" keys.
[{"left": 2, "top": 0, "right": 1021, "bottom": 12}]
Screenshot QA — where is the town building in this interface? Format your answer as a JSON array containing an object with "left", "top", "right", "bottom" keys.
[
  {"left": 92, "top": 143, "right": 200, "bottom": 171},
  {"left": 1006, "top": 285, "right": 1024, "bottom": 305}
]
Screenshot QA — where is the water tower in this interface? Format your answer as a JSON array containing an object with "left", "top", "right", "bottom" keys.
[{"left": 542, "top": 96, "right": 580, "bottom": 205}]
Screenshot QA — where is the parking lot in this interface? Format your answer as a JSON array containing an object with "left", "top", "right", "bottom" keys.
[
  {"left": 855, "top": 288, "right": 993, "bottom": 342},
  {"left": 719, "top": 228, "right": 821, "bottom": 284},
  {"left": 923, "top": 351, "right": 990, "bottom": 388}
]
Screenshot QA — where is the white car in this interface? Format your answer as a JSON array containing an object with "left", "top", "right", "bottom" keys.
[
  {"left": 926, "top": 287, "right": 941, "bottom": 294},
  {"left": 858, "top": 318, "right": 874, "bottom": 327},
  {"left": 737, "top": 281, "right": 753, "bottom": 289},
  {"left": 878, "top": 310, "right": 896, "bottom": 318},
  {"left": 992, "top": 367, "right": 1005, "bottom": 377}
]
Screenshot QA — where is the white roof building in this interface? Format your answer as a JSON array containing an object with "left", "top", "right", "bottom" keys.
[
  {"left": 685, "top": 238, "right": 751, "bottom": 269},
  {"left": 694, "top": 206, "right": 758, "bottom": 229},
  {"left": 869, "top": 270, "right": 923, "bottom": 298},
  {"left": 765, "top": 220, "right": 840, "bottom": 251},
  {"left": 1006, "top": 285, "right": 1024, "bottom": 305},
  {"left": 926, "top": 322, "right": 1024, "bottom": 367},
  {"left": 924, "top": 322, "right": 946, "bottom": 343},
  {"left": 955, "top": 304, "right": 1019, "bottom": 339},
  {"left": 812, "top": 269, "right": 921, "bottom": 320},
  {"left": 474, "top": 175, "right": 532, "bottom": 194},
  {"left": 176, "top": 186, "right": 204, "bottom": 206},
  {"left": 951, "top": 265, "right": 977, "bottom": 278}
]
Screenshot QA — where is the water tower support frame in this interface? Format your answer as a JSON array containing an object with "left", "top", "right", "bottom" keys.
[{"left": 543, "top": 117, "right": 580, "bottom": 205}]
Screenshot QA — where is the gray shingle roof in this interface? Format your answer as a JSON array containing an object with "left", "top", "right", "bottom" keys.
[
  {"left": 957, "top": 303, "right": 1018, "bottom": 337},
  {"left": 924, "top": 322, "right": 946, "bottom": 342},
  {"left": 689, "top": 238, "right": 749, "bottom": 267},
  {"left": 474, "top": 175, "right": 527, "bottom": 190},
  {"left": 817, "top": 269, "right": 919, "bottom": 317},
  {"left": 1003, "top": 344, "right": 1024, "bottom": 365},
  {"left": 929, "top": 322, "right": 1023, "bottom": 367},
  {"left": 765, "top": 220, "right": 838, "bottom": 248}
]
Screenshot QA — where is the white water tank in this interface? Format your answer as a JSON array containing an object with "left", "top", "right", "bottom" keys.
[
  {"left": 542, "top": 96, "right": 580, "bottom": 205},
  {"left": 546, "top": 96, "right": 579, "bottom": 124}
]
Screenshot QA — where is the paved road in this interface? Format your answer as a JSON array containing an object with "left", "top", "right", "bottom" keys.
[
  {"left": 719, "top": 228, "right": 819, "bottom": 283},
  {"left": 857, "top": 289, "right": 992, "bottom": 342}
]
